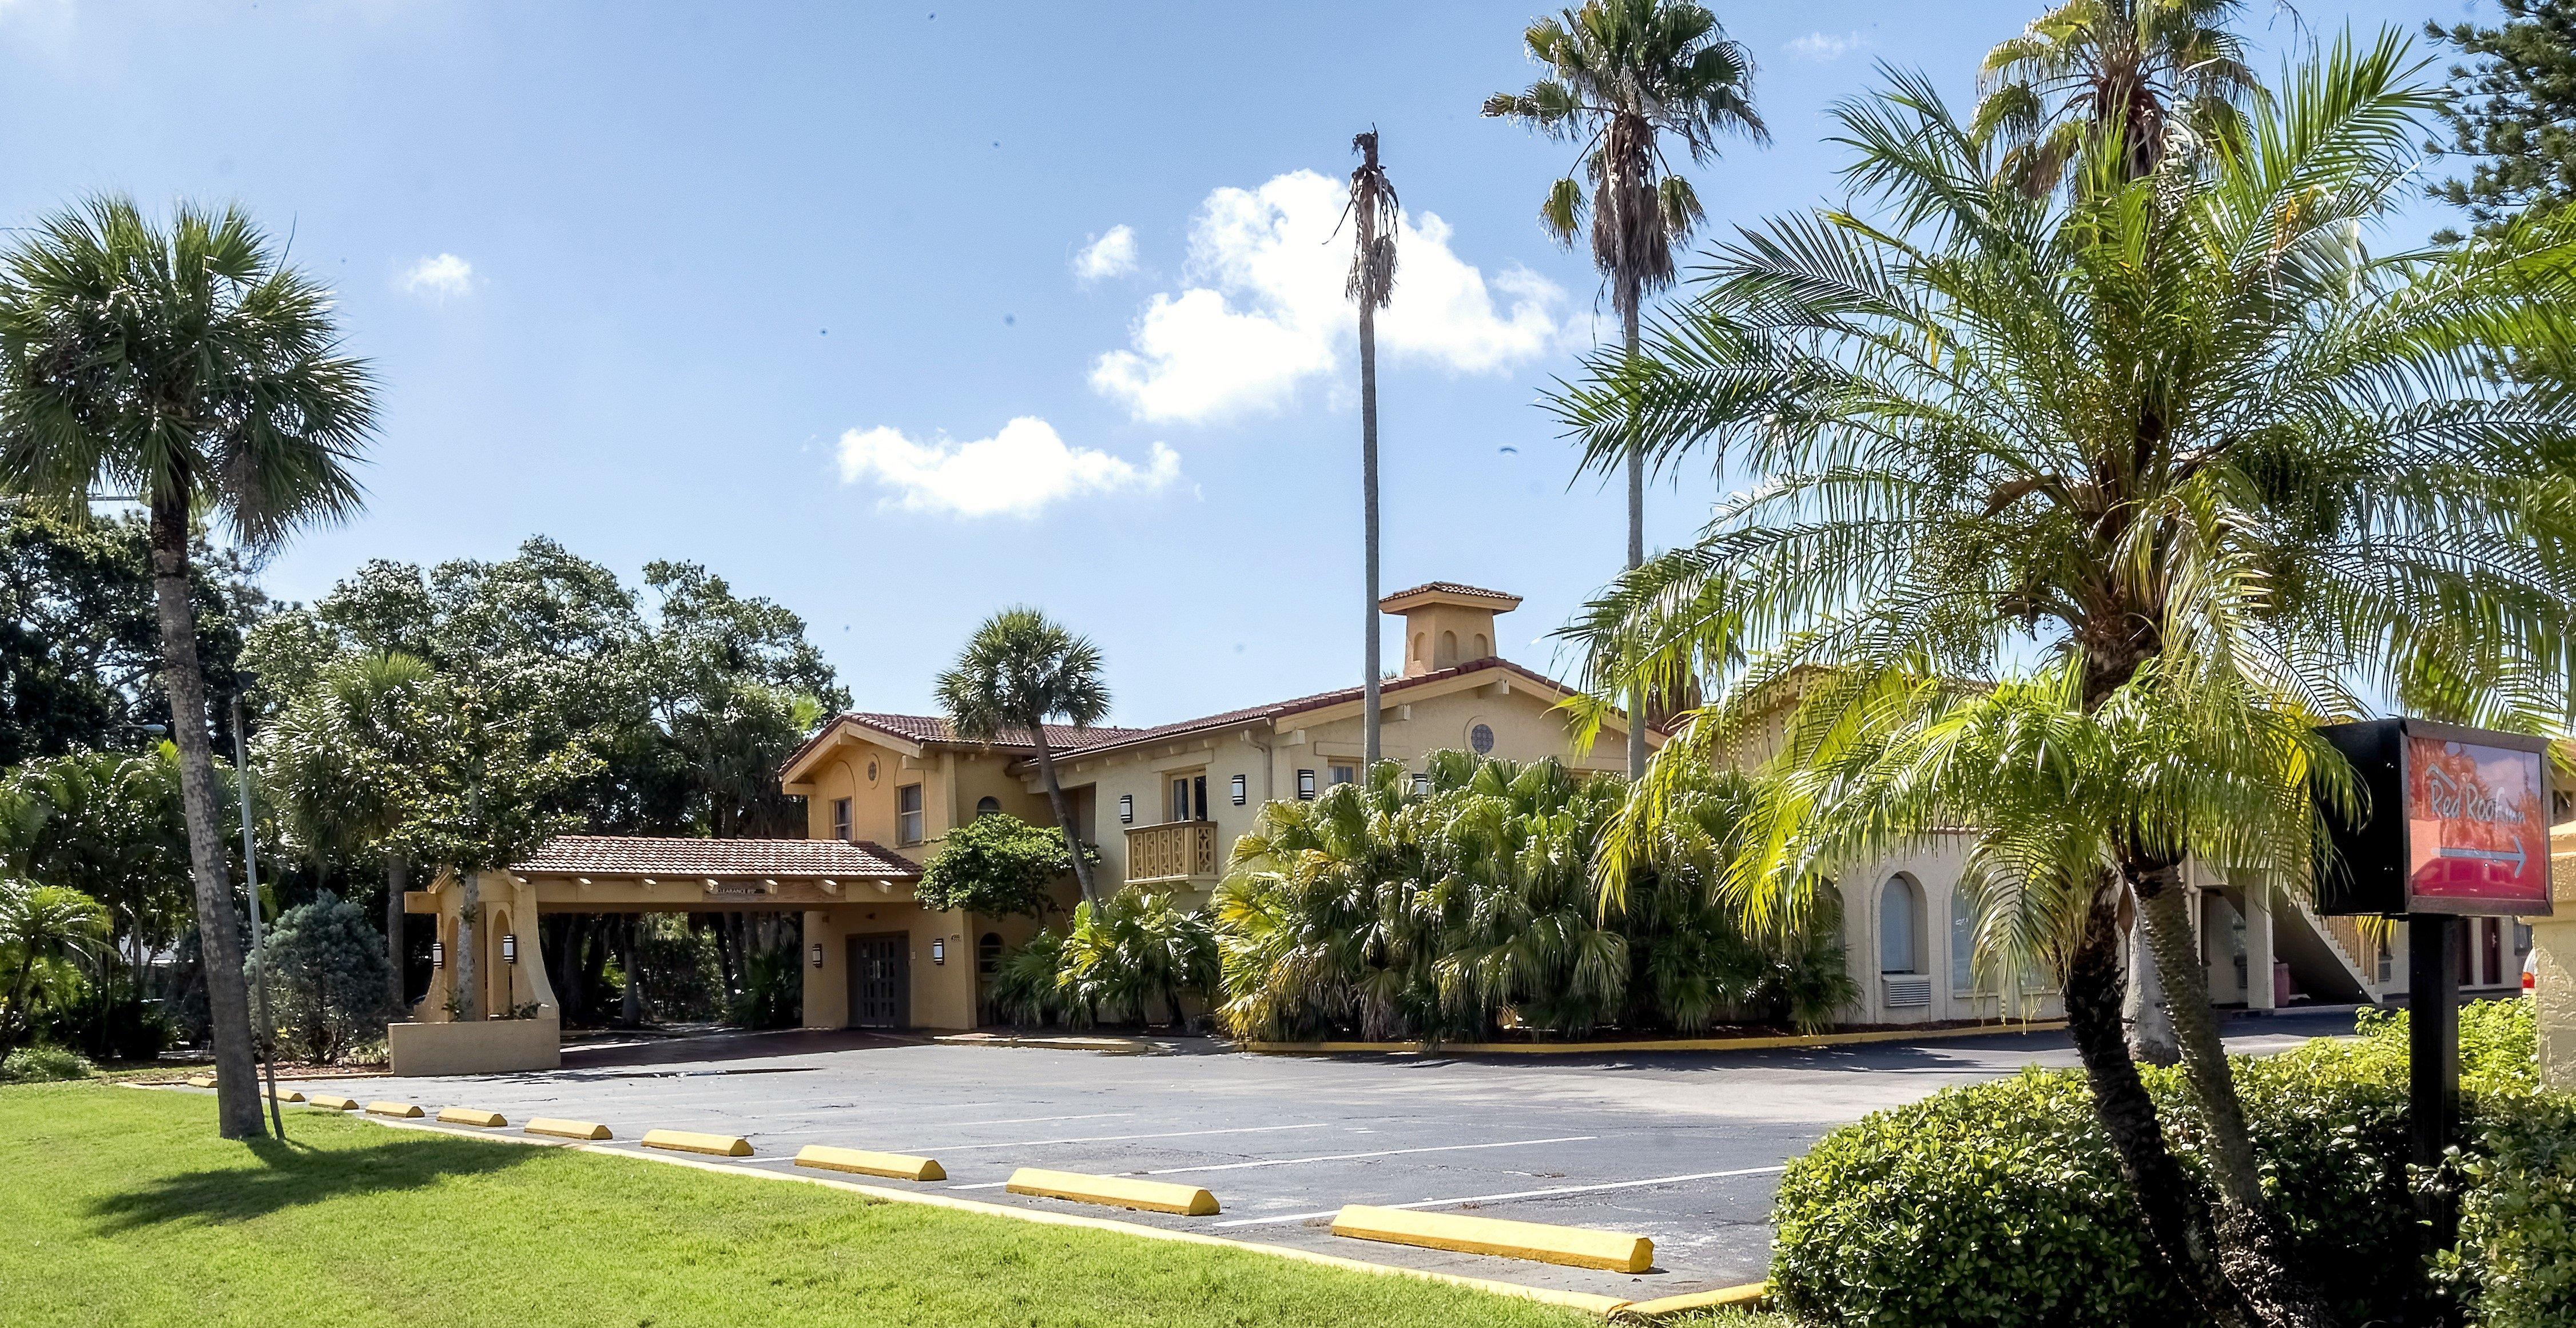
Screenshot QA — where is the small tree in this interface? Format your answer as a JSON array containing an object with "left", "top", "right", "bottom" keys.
[
  {"left": 0, "top": 879, "right": 109, "bottom": 1060},
  {"left": 935, "top": 609, "right": 1111, "bottom": 904},
  {"left": 917, "top": 813, "right": 1088, "bottom": 919},
  {"left": 252, "top": 891, "right": 394, "bottom": 1063}
]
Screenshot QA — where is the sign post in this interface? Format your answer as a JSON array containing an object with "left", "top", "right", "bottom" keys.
[{"left": 2316, "top": 718, "right": 2554, "bottom": 1253}]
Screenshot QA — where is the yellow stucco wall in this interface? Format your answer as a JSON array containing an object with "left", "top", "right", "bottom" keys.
[{"left": 801, "top": 900, "right": 979, "bottom": 1031}]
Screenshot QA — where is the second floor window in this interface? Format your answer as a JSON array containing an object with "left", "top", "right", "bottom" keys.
[
  {"left": 831, "top": 797, "right": 852, "bottom": 842},
  {"left": 898, "top": 784, "right": 924, "bottom": 845},
  {"left": 1168, "top": 774, "right": 1207, "bottom": 822}
]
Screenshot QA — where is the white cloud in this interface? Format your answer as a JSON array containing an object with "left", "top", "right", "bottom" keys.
[
  {"left": 396, "top": 253, "right": 474, "bottom": 302},
  {"left": 1090, "top": 170, "right": 1563, "bottom": 424},
  {"left": 836, "top": 416, "right": 1180, "bottom": 518},
  {"left": 1788, "top": 30, "right": 1868, "bottom": 61},
  {"left": 1073, "top": 225, "right": 1138, "bottom": 284}
]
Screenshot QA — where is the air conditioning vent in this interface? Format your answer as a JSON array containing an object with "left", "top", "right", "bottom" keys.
[{"left": 1882, "top": 975, "right": 1933, "bottom": 1009}]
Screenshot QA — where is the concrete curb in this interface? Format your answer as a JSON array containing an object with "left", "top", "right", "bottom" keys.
[
  {"left": 641, "top": 1128, "right": 753, "bottom": 1157},
  {"left": 1613, "top": 1282, "right": 1769, "bottom": 1320},
  {"left": 932, "top": 1033, "right": 1158, "bottom": 1056},
  {"left": 305, "top": 1094, "right": 360, "bottom": 1112},
  {"left": 525, "top": 1117, "right": 612, "bottom": 1140},
  {"left": 364, "top": 1100, "right": 424, "bottom": 1119},
  {"left": 1242, "top": 1019, "right": 2068, "bottom": 1056},
  {"left": 1005, "top": 1167, "right": 1218, "bottom": 1215},
  {"left": 794, "top": 1145, "right": 944, "bottom": 1182},
  {"left": 437, "top": 1107, "right": 508, "bottom": 1128},
  {"left": 1331, "top": 1204, "right": 1651, "bottom": 1273}
]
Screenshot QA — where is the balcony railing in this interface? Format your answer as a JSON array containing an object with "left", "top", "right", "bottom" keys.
[{"left": 1127, "top": 820, "right": 1220, "bottom": 884}]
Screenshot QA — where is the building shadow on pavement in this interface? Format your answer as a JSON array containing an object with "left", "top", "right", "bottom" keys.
[
  {"left": 558, "top": 1026, "right": 920, "bottom": 1071},
  {"left": 85, "top": 1135, "right": 538, "bottom": 1233}
]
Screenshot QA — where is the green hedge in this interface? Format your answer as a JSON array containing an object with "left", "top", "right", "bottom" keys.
[{"left": 1771, "top": 1003, "right": 2546, "bottom": 1328}]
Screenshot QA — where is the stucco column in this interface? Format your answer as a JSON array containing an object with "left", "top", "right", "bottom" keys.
[
  {"left": 2243, "top": 886, "right": 2276, "bottom": 1013},
  {"left": 802, "top": 909, "right": 849, "bottom": 1030},
  {"left": 2535, "top": 823, "right": 2576, "bottom": 1089}
]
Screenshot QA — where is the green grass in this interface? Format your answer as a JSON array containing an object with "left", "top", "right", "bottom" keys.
[{"left": 0, "top": 1082, "right": 1593, "bottom": 1327}]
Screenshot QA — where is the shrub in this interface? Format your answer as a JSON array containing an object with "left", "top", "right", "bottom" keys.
[
  {"left": 253, "top": 892, "right": 395, "bottom": 1064},
  {"left": 1771, "top": 1005, "right": 2537, "bottom": 1328},
  {"left": 35, "top": 996, "right": 172, "bottom": 1063},
  {"left": 724, "top": 945, "right": 800, "bottom": 1029},
  {"left": 0, "top": 1043, "right": 94, "bottom": 1083},
  {"left": 917, "top": 814, "right": 1091, "bottom": 918},
  {"left": 989, "top": 892, "right": 1217, "bottom": 1030},
  {"left": 988, "top": 928, "right": 1074, "bottom": 1028}
]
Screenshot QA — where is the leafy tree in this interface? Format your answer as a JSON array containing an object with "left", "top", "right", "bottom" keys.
[
  {"left": 0, "top": 878, "right": 110, "bottom": 1059},
  {"left": 1484, "top": 0, "right": 1764, "bottom": 779},
  {"left": 935, "top": 609, "right": 1111, "bottom": 904},
  {"left": 1972, "top": 0, "right": 2257, "bottom": 193},
  {"left": 0, "top": 746, "right": 190, "bottom": 987},
  {"left": 1341, "top": 130, "right": 1399, "bottom": 767},
  {"left": 1550, "top": 35, "right": 2576, "bottom": 1327},
  {"left": 0, "top": 197, "right": 376, "bottom": 1139},
  {"left": 251, "top": 890, "right": 393, "bottom": 1063},
  {"left": 2431, "top": 0, "right": 2576, "bottom": 240},
  {"left": 917, "top": 812, "right": 1088, "bottom": 919}
]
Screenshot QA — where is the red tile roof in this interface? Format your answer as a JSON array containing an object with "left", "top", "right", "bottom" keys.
[
  {"left": 1378, "top": 581, "right": 1522, "bottom": 609},
  {"left": 511, "top": 836, "right": 920, "bottom": 879},
  {"left": 837, "top": 712, "right": 1145, "bottom": 751}
]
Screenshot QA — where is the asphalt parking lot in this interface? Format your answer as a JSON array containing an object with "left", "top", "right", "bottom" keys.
[{"left": 276, "top": 1009, "right": 2356, "bottom": 1301}]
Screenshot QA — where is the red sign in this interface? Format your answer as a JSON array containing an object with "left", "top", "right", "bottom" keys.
[{"left": 2404, "top": 734, "right": 2550, "bottom": 910}]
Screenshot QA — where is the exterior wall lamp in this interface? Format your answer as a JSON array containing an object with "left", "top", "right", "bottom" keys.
[
  {"left": 502, "top": 933, "right": 518, "bottom": 965},
  {"left": 931, "top": 938, "right": 947, "bottom": 965},
  {"left": 1230, "top": 774, "right": 1247, "bottom": 806},
  {"left": 810, "top": 942, "right": 825, "bottom": 969},
  {"left": 1118, "top": 794, "right": 1133, "bottom": 824},
  {"left": 431, "top": 940, "right": 445, "bottom": 969},
  {"left": 1412, "top": 773, "right": 1430, "bottom": 796},
  {"left": 1297, "top": 769, "right": 1316, "bottom": 800}
]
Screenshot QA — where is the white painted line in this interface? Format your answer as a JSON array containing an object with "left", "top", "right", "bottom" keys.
[
  {"left": 1207, "top": 1164, "right": 1789, "bottom": 1228},
  {"left": 903, "top": 1111, "right": 1135, "bottom": 1132},
  {"left": 1144, "top": 1136, "right": 1599, "bottom": 1176},
  {"left": 915, "top": 1123, "right": 1334, "bottom": 1154}
]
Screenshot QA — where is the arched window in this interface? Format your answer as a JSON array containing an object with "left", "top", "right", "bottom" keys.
[
  {"left": 975, "top": 796, "right": 1001, "bottom": 817},
  {"left": 1437, "top": 630, "right": 1459, "bottom": 668},
  {"left": 1412, "top": 632, "right": 1426, "bottom": 665},
  {"left": 1879, "top": 875, "right": 1922, "bottom": 974},
  {"left": 1472, "top": 633, "right": 1489, "bottom": 659}
]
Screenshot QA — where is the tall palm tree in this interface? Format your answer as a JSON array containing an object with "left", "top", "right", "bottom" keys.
[
  {"left": 1341, "top": 130, "right": 1399, "bottom": 766},
  {"left": 1555, "top": 35, "right": 2576, "bottom": 1327},
  {"left": 0, "top": 198, "right": 375, "bottom": 1138},
  {"left": 1484, "top": 0, "right": 1764, "bottom": 779},
  {"left": 935, "top": 609, "right": 1111, "bottom": 905},
  {"left": 1974, "top": 0, "right": 2259, "bottom": 193}
]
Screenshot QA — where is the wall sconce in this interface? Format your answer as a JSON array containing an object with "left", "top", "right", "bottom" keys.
[
  {"left": 1118, "top": 794, "right": 1134, "bottom": 824},
  {"left": 810, "top": 942, "right": 825, "bottom": 969},
  {"left": 1297, "top": 769, "right": 1316, "bottom": 800},
  {"left": 501, "top": 933, "right": 518, "bottom": 965},
  {"left": 1230, "top": 774, "right": 1247, "bottom": 806},
  {"left": 931, "top": 938, "right": 947, "bottom": 965},
  {"left": 431, "top": 940, "right": 446, "bottom": 969},
  {"left": 1412, "top": 773, "right": 1430, "bottom": 796}
]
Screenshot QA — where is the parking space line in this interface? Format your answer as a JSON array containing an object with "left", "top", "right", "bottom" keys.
[
  {"left": 908, "top": 1111, "right": 1135, "bottom": 1131},
  {"left": 1207, "top": 1164, "right": 1789, "bottom": 1228},
  {"left": 1143, "top": 1135, "right": 1599, "bottom": 1176},
  {"left": 911, "top": 1123, "right": 1333, "bottom": 1153}
]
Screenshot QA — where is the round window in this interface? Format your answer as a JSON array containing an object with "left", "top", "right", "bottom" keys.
[
  {"left": 1469, "top": 723, "right": 1496, "bottom": 756},
  {"left": 866, "top": 758, "right": 880, "bottom": 784}
]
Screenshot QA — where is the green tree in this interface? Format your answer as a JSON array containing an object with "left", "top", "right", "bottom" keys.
[
  {"left": 1341, "top": 130, "right": 1399, "bottom": 767},
  {"left": 0, "top": 878, "right": 110, "bottom": 1060},
  {"left": 934, "top": 609, "right": 1111, "bottom": 905},
  {"left": 0, "top": 198, "right": 376, "bottom": 1139},
  {"left": 1550, "top": 35, "right": 2576, "bottom": 1327},
  {"left": 1, "top": 746, "right": 192, "bottom": 989},
  {"left": 917, "top": 812, "right": 1088, "bottom": 919},
  {"left": 1973, "top": 0, "right": 2257, "bottom": 193},
  {"left": 250, "top": 890, "right": 394, "bottom": 1063},
  {"left": 2431, "top": 0, "right": 2576, "bottom": 240},
  {"left": 1483, "top": 0, "right": 1764, "bottom": 779}
]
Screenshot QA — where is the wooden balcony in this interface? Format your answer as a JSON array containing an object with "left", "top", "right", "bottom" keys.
[{"left": 1126, "top": 820, "right": 1220, "bottom": 884}]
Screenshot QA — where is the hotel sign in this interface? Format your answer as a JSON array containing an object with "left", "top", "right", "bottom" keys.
[{"left": 2316, "top": 719, "right": 2554, "bottom": 917}]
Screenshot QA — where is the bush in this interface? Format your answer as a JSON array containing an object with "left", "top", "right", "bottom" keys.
[
  {"left": 917, "top": 814, "right": 1091, "bottom": 919},
  {"left": 988, "top": 892, "right": 1217, "bottom": 1030},
  {"left": 724, "top": 945, "right": 801, "bottom": 1029},
  {"left": 252, "top": 892, "right": 395, "bottom": 1064},
  {"left": 36, "top": 996, "right": 173, "bottom": 1063},
  {"left": 1771, "top": 1004, "right": 2538, "bottom": 1328},
  {"left": 0, "top": 1043, "right": 94, "bottom": 1083}
]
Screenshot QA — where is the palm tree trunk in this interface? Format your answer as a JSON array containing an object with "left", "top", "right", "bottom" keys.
[
  {"left": 2063, "top": 885, "right": 2244, "bottom": 1327},
  {"left": 2133, "top": 865, "right": 2340, "bottom": 1328},
  {"left": 384, "top": 853, "right": 407, "bottom": 1021},
  {"left": 1028, "top": 728, "right": 1097, "bottom": 905},
  {"left": 619, "top": 916, "right": 645, "bottom": 1025},
  {"left": 149, "top": 498, "right": 263, "bottom": 1139},
  {"left": 1360, "top": 294, "right": 1383, "bottom": 768},
  {"left": 1620, "top": 276, "right": 1648, "bottom": 781},
  {"left": 2127, "top": 905, "right": 2180, "bottom": 1064}
]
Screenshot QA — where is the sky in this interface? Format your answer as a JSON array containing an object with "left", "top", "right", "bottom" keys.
[{"left": 0, "top": 0, "right": 2488, "bottom": 726}]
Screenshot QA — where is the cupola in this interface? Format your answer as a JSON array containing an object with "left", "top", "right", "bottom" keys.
[{"left": 1379, "top": 582, "right": 1521, "bottom": 677}]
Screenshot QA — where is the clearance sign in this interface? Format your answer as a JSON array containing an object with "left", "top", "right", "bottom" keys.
[{"left": 2317, "top": 719, "right": 2555, "bottom": 918}]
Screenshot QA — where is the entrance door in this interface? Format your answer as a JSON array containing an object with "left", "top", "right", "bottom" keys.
[{"left": 847, "top": 933, "right": 910, "bottom": 1029}]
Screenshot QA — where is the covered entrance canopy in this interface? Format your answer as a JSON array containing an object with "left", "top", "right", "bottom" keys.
[{"left": 395, "top": 835, "right": 941, "bottom": 1076}]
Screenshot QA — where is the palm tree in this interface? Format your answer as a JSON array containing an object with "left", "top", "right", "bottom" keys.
[
  {"left": 935, "top": 609, "right": 1111, "bottom": 905},
  {"left": 1554, "top": 35, "right": 2576, "bottom": 1327},
  {"left": 1974, "top": 0, "right": 2259, "bottom": 193},
  {"left": 1484, "top": 0, "right": 1764, "bottom": 779},
  {"left": 0, "top": 879, "right": 112, "bottom": 1061},
  {"left": 1341, "top": 130, "right": 1400, "bottom": 766},
  {"left": 0, "top": 198, "right": 375, "bottom": 1138}
]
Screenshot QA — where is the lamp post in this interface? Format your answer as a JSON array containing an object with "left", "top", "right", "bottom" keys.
[{"left": 229, "top": 675, "right": 285, "bottom": 1139}]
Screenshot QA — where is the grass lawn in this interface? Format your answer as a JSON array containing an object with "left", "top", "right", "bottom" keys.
[{"left": 0, "top": 1081, "right": 1597, "bottom": 1328}]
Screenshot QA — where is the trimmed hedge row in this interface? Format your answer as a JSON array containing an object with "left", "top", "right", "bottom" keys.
[{"left": 1771, "top": 1003, "right": 2553, "bottom": 1327}]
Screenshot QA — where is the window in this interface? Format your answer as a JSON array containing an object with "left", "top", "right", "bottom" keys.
[
  {"left": 975, "top": 796, "right": 1001, "bottom": 817},
  {"left": 1329, "top": 762, "right": 1357, "bottom": 786},
  {"left": 1169, "top": 774, "right": 1207, "bottom": 822},
  {"left": 1469, "top": 723, "right": 1496, "bottom": 756},
  {"left": 1949, "top": 892, "right": 1977, "bottom": 994},
  {"left": 1437, "top": 630, "right": 1459, "bottom": 668},
  {"left": 1472, "top": 633, "right": 1488, "bottom": 659},
  {"left": 897, "top": 784, "right": 924, "bottom": 845},
  {"left": 831, "top": 797, "right": 852, "bottom": 842},
  {"left": 1297, "top": 769, "right": 1317, "bottom": 800},
  {"left": 977, "top": 932, "right": 1004, "bottom": 976},
  {"left": 1879, "top": 875, "right": 1922, "bottom": 974}
]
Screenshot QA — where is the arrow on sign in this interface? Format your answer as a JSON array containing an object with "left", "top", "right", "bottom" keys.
[{"left": 2439, "top": 838, "right": 2527, "bottom": 874}]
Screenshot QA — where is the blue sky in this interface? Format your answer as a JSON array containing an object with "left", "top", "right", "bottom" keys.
[{"left": 0, "top": 0, "right": 2480, "bottom": 724}]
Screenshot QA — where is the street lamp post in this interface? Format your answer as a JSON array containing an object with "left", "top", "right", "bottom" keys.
[{"left": 229, "top": 677, "right": 284, "bottom": 1139}]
